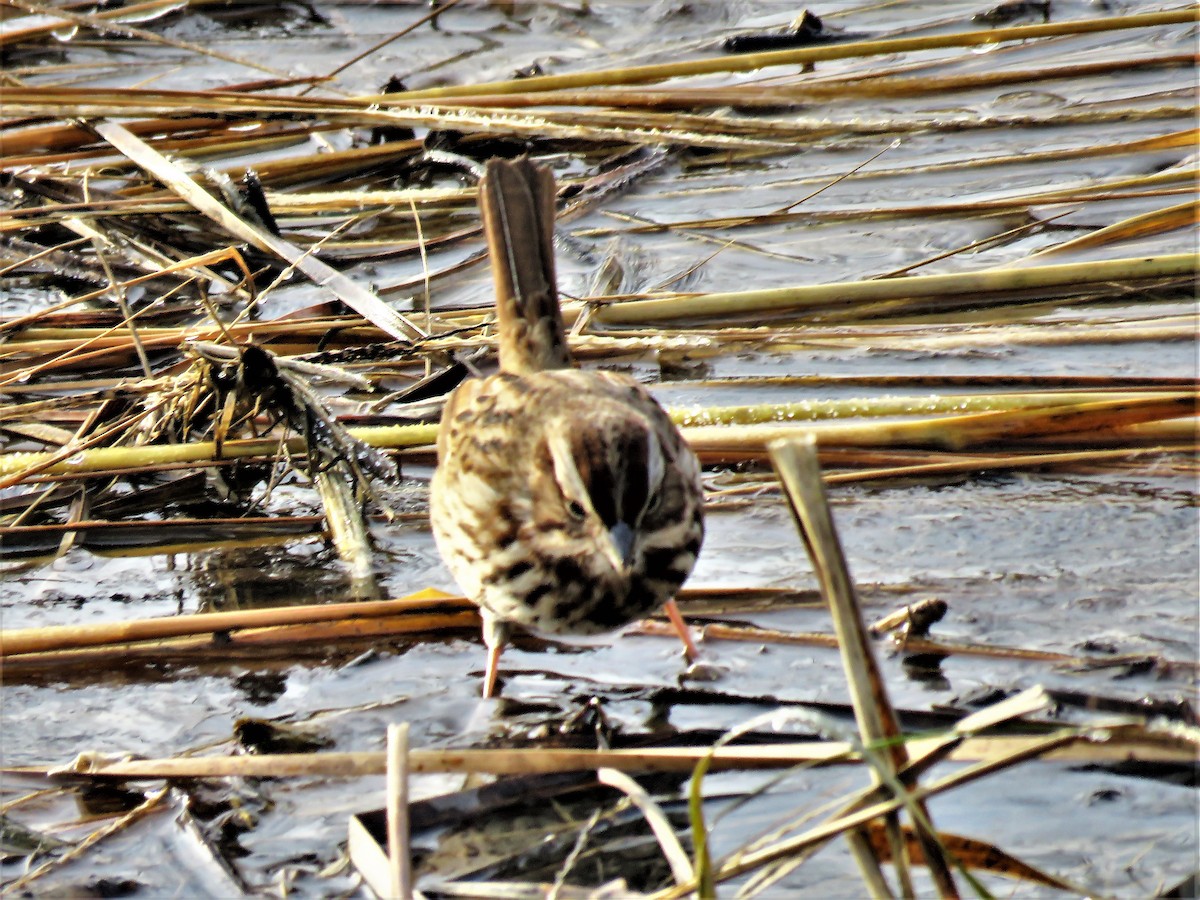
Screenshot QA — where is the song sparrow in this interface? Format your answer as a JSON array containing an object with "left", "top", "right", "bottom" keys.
[{"left": 430, "top": 157, "right": 704, "bottom": 698}]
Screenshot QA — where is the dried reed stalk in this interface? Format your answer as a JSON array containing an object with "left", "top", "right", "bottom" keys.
[
  {"left": 395, "top": 10, "right": 1198, "bottom": 99},
  {"left": 11, "top": 726, "right": 1190, "bottom": 782},
  {"left": 0, "top": 589, "right": 467, "bottom": 657},
  {"left": 92, "top": 121, "right": 428, "bottom": 342},
  {"left": 770, "top": 436, "right": 957, "bottom": 897},
  {"left": 595, "top": 254, "right": 1197, "bottom": 323}
]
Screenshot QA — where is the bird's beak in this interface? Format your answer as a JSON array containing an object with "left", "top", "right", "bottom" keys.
[{"left": 606, "top": 521, "right": 637, "bottom": 572}]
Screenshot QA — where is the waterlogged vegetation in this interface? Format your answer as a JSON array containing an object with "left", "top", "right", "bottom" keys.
[{"left": 1, "top": 1, "right": 1196, "bottom": 896}]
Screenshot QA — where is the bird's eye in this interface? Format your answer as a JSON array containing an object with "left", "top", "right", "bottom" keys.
[
  {"left": 566, "top": 499, "right": 587, "bottom": 520},
  {"left": 644, "top": 492, "right": 662, "bottom": 515}
]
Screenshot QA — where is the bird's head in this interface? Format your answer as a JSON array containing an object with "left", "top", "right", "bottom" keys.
[{"left": 542, "top": 415, "right": 665, "bottom": 575}]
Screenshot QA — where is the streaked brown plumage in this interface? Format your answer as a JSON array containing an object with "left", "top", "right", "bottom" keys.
[{"left": 430, "top": 157, "right": 704, "bottom": 698}]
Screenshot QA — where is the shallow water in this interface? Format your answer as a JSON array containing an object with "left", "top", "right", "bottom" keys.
[{"left": 2, "top": 1, "right": 1197, "bottom": 896}]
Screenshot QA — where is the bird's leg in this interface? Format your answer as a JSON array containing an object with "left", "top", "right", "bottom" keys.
[
  {"left": 481, "top": 610, "right": 510, "bottom": 698},
  {"left": 663, "top": 598, "right": 699, "bottom": 662}
]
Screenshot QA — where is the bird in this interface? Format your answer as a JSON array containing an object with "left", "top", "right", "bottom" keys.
[{"left": 429, "top": 157, "right": 704, "bottom": 698}]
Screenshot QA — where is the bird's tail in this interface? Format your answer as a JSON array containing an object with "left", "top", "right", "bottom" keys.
[{"left": 479, "top": 157, "right": 571, "bottom": 374}]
